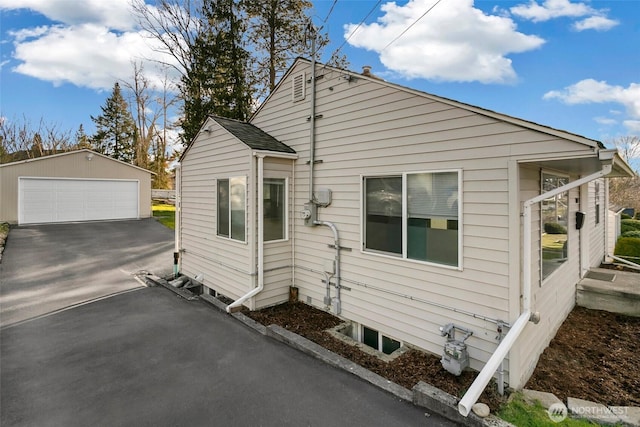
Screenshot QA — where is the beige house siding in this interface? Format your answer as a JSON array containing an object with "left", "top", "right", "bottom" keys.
[
  {"left": 587, "top": 179, "right": 607, "bottom": 268},
  {"left": 0, "top": 150, "right": 151, "bottom": 223},
  {"left": 179, "top": 121, "right": 255, "bottom": 303},
  {"left": 249, "top": 60, "right": 602, "bottom": 386}
]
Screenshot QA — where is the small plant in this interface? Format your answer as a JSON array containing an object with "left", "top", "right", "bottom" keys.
[
  {"left": 621, "top": 213, "right": 632, "bottom": 220},
  {"left": 497, "top": 393, "right": 603, "bottom": 426},
  {"left": 544, "top": 222, "right": 567, "bottom": 234},
  {"left": 622, "top": 230, "right": 640, "bottom": 238},
  {"left": 621, "top": 219, "right": 640, "bottom": 234},
  {"left": 614, "top": 237, "right": 640, "bottom": 261}
]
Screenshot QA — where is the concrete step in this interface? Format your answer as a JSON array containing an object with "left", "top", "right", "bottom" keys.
[{"left": 577, "top": 268, "right": 640, "bottom": 317}]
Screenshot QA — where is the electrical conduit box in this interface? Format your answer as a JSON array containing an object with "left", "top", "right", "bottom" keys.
[{"left": 314, "top": 188, "right": 332, "bottom": 207}]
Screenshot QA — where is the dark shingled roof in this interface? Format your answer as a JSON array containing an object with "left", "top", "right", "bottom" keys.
[{"left": 211, "top": 115, "right": 296, "bottom": 154}]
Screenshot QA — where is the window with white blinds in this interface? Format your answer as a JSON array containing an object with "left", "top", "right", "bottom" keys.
[{"left": 363, "top": 170, "right": 461, "bottom": 268}]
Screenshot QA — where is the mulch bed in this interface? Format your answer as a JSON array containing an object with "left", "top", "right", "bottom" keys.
[
  {"left": 245, "top": 299, "right": 640, "bottom": 412},
  {"left": 525, "top": 306, "right": 640, "bottom": 407},
  {"left": 244, "top": 301, "right": 505, "bottom": 411}
]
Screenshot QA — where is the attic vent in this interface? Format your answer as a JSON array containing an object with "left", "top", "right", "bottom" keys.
[{"left": 292, "top": 72, "right": 305, "bottom": 102}]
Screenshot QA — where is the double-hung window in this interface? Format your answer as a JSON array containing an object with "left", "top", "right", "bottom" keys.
[
  {"left": 217, "top": 177, "right": 246, "bottom": 242},
  {"left": 363, "top": 170, "right": 461, "bottom": 268}
]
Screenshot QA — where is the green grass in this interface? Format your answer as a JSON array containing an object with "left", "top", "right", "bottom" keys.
[
  {"left": 497, "top": 393, "right": 605, "bottom": 427},
  {"left": 152, "top": 203, "right": 175, "bottom": 230}
]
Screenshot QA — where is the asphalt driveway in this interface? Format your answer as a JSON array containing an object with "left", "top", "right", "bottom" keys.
[
  {"left": 0, "top": 219, "right": 456, "bottom": 426},
  {"left": 0, "top": 287, "right": 456, "bottom": 426},
  {"left": 0, "top": 219, "right": 174, "bottom": 327}
]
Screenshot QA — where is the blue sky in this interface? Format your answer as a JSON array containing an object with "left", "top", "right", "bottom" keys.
[{"left": 1, "top": 0, "right": 639, "bottom": 166}]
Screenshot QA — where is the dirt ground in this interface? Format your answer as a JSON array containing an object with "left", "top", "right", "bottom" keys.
[{"left": 245, "top": 289, "right": 640, "bottom": 412}]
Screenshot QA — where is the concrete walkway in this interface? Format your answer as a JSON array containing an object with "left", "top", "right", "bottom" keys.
[{"left": 0, "top": 287, "right": 456, "bottom": 427}]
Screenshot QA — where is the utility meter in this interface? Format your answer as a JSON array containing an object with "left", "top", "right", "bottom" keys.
[
  {"left": 301, "top": 203, "right": 316, "bottom": 226},
  {"left": 440, "top": 323, "right": 473, "bottom": 376}
]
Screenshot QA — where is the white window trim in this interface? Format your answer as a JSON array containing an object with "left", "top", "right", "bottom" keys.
[
  {"left": 360, "top": 169, "right": 463, "bottom": 271},
  {"left": 216, "top": 176, "right": 248, "bottom": 244},
  {"left": 263, "top": 177, "right": 289, "bottom": 244}
]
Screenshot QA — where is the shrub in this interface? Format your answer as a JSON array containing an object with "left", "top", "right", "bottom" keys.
[
  {"left": 622, "top": 230, "right": 640, "bottom": 238},
  {"left": 621, "top": 213, "right": 633, "bottom": 220},
  {"left": 614, "top": 237, "right": 640, "bottom": 260},
  {"left": 621, "top": 219, "right": 640, "bottom": 234},
  {"left": 544, "top": 222, "right": 567, "bottom": 234}
]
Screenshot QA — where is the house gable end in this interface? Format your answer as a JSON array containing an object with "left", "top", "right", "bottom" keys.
[{"left": 252, "top": 57, "right": 602, "bottom": 150}]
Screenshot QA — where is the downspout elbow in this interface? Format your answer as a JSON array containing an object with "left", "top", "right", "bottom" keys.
[{"left": 458, "top": 310, "right": 532, "bottom": 416}]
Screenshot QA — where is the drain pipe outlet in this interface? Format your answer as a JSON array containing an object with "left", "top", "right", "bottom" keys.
[{"left": 227, "top": 154, "right": 265, "bottom": 313}]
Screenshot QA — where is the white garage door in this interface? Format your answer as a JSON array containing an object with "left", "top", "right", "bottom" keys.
[{"left": 19, "top": 178, "right": 139, "bottom": 225}]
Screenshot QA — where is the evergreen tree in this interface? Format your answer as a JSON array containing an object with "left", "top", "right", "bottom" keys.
[
  {"left": 132, "top": 0, "right": 343, "bottom": 145},
  {"left": 91, "top": 82, "right": 137, "bottom": 162},
  {"left": 244, "top": 0, "right": 313, "bottom": 98},
  {"left": 181, "top": 0, "right": 253, "bottom": 143},
  {"left": 75, "top": 124, "right": 92, "bottom": 149}
]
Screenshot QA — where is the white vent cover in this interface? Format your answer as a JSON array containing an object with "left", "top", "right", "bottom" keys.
[{"left": 292, "top": 72, "right": 305, "bottom": 102}]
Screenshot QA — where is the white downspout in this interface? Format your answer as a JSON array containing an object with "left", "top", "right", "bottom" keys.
[
  {"left": 458, "top": 162, "right": 613, "bottom": 417},
  {"left": 173, "top": 164, "right": 181, "bottom": 277},
  {"left": 227, "top": 154, "right": 265, "bottom": 313}
]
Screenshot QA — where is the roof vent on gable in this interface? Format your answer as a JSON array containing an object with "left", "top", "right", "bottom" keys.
[{"left": 292, "top": 72, "right": 306, "bottom": 102}]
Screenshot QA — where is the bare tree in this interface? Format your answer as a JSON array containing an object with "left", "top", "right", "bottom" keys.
[
  {"left": 608, "top": 136, "right": 640, "bottom": 212},
  {"left": 123, "top": 62, "right": 157, "bottom": 168},
  {"left": 121, "top": 60, "right": 179, "bottom": 187},
  {"left": 131, "top": 0, "right": 202, "bottom": 78},
  {"left": 0, "top": 116, "right": 74, "bottom": 163}
]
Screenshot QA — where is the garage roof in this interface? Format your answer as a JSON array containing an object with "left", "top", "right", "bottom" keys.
[{"left": 0, "top": 149, "right": 154, "bottom": 174}]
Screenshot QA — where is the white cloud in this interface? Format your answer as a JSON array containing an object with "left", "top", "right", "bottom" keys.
[
  {"left": 0, "top": 0, "right": 138, "bottom": 31},
  {"left": 544, "top": 79, "right": 640, "bottom": 133},
  {"left": 595, "top": 117, "right": 617, "bottom": 126},
  {"left": 624, "top": 121, "right": 640, "bottom": 134},
  {"left": 11, "top": 23, "right": 178, "bottom": 90},
  {"left": 510, "top": 0, "right": 618, "bottom": 31},
  {"left": 510, "top": 0, "right": 594, "bottom": 22},
  {"left": 9, "top": 26, "right": 50, "bottom": 42},
  {"left": 344, "top": 0, "right": 545, "bottom": 84},
  {"left": 572, "top": 16, "right": 619, "bottom": 32}
]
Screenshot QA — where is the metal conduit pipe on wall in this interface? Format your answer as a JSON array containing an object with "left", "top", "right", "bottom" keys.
[
  {"left": 304, "top": 26, "right": 342, "bottom": 315},
  {"left": 314, "top": 220, "right": 342, "bottom": 314}
]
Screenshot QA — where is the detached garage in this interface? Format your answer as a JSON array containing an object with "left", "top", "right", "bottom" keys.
[{"left": 0, "top": 150, "right": 153, "bottom": 225}]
